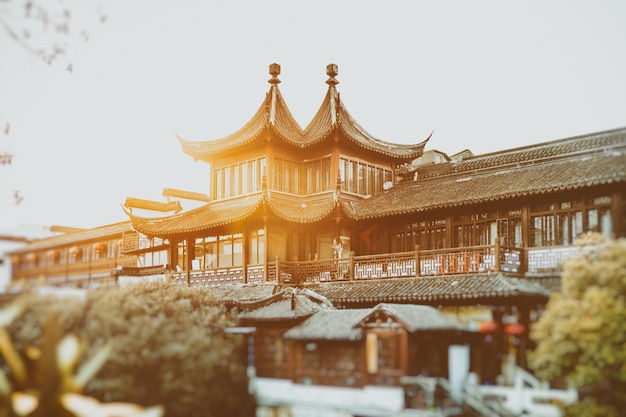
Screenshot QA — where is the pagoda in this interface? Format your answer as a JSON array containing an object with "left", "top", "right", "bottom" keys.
[{"left": 123, "top": 63, "right": 430, "bottom": 283}]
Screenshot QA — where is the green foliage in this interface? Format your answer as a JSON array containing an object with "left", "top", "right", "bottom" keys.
[
  {"left": 562, "top": 397, "right": 619, "bottom": 417},
  {"left": 528, "top": 233, "right": 626, "bottom": 416},
  {"left": 4, "top": 282, "right": 255, "bottom": 417}
]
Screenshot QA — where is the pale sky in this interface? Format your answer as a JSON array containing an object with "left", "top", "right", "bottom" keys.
[{"left": 1, "top": 0, "right": 625, "bottom": 238}]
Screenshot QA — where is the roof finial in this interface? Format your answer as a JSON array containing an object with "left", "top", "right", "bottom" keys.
[
  {"left": 326, "top": 63, "right": 339, "bottom": 86},
  {"left": 268, "top": 63, "right": 281, "bottom": 85}
]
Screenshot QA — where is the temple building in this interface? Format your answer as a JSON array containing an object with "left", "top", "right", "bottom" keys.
[
  {"left": 4, "top": 63, "right": 626, "bottom": 416},
  {"left": 122, "top": 63, "right": 431, "bottom": 286},
  {"left": 120, "top": 63, "right": 625, "bottom": 290}
]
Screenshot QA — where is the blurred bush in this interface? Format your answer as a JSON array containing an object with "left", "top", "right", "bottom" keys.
[{"left": 3, "top": 282, "right": 255, "bottom": 417}]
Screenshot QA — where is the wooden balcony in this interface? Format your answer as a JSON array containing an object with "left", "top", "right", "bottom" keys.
[
  {"left": 12, "top": 255, "right": 137, "bottom": 288},
  {"left": 171, "top": 240, "right": 581, "bottom": 288}
]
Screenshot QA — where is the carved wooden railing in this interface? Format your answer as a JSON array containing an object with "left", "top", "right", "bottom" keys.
[
  {"left": 16, "top": 240, "right": 576, "bottom": 289},
  {"left": 13, "top": 256, "right": 136, "bottom": 288},
  {"left": 525, "top": 245, "right": 580, "bottom": 274},
  {"left": 167, "top": 239, "right": 540, "bottom": 287},
  {"left": 272, "top": 239, "right": 525, "bottom": 284},
  {"left": 170, "top": 263, "right": 268, "bottom": 286}
]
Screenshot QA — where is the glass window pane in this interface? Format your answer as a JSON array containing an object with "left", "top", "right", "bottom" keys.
[{"left": 218, "top": 240, "right": 232, "bottom": 267}]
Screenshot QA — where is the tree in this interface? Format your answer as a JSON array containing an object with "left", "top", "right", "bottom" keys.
[
  {"left": 80, "top": 283, "right": 255, "bottom": 417},
  {"left": 5, "top": 283, "right": 255, "bottom": 417},
  {"left": 0, "top": 0, "right": 107, "bottom": 209},
  {"left": 528, "top": 233, "right": 626, "bottom": 417},
  {"left": 0, "top": 0, "right": 106, "bottom": 66}
]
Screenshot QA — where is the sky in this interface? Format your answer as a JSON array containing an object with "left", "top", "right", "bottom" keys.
[{"left": 1, "top": 0, "right": 625, "bottom": 239}]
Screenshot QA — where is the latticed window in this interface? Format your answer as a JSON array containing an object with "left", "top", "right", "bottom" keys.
[
  {"left": 340, "top": 157, "right": 391, "bottom": 196},
  {"left": 530, "top": 196, "right": 612, "bottom": 246},
  {"left": 272, "top": 158, "right": 302, "bottom": 194},
  {"left": 247, "top": 229, "right": 265, "bottom": 264},
  {"left": 213, "top": 157, "right": 265, "bottom": 199}
]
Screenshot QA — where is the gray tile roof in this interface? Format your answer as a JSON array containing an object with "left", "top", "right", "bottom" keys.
[
  {"left": 422, "top": 127, "right": 626, "bottom": 179},
  {"left": 367, "top": 303, "right": 464, "bottom": 332},
  {"left": 209, "top": 283, "right": 278, "bottom": 304},
  {"left": 346, "top": 150, "right": 626, "bottom": 220},
  {"left": 283, "top": 309, "right": 367, "bottom": 341},
  {"left": 304, "top": 274, "right": 550, "bottom": 307},
  {"left": 9, "top": 221, "right": 132, "bottom": 254},
  {"left": 237, "top": 288, "right": 331, "bottom": 321},
  {"left": 283, "top": 303, "right": 464, "bottom": 341}
]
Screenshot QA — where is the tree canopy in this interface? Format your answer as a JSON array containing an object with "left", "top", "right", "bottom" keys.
[
  {"left": 4, "top": 282, "right": 255, "bottom": 417},
  {"left": 528, "top": 233, "right": 626, "bottom": 417}
]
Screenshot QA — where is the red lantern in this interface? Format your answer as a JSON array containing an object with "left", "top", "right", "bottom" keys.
[
  {"left": 504, "top": 322, "right": 526, "bottom": 336},
  {"left": 478, "top": 320, "right": 499, "bottom": 334}
]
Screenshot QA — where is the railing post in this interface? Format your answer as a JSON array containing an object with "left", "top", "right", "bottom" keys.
[
  {"left": 415, "top": 245, "right": 421, "bottom": 277},
  {"left": 349, "top": 251, "right": 355, "bottom": 281},
  {"left": 519, "top": 241, "right": 527, "bottom": 275},
  {"left": 275, "top": 256, "right": 280, "bottom": 283},
  {"left": 494, "top": 236, "right": 501, "bottom": 273}
]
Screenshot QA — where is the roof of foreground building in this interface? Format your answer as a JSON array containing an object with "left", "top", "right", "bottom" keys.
[
  {"left": 304, "top": 273, "right": 550, "bottom": 308},
  {"left": 283, "top": 303, "right": 463, "bottom": 341},
  {"left": 345, "top": 127, "right": 626, "bottom": 220}
]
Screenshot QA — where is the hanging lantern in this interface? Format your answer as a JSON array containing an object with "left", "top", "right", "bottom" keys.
[
  {"left": 11, "top": 255, "right": 20, "bottom": 264},
  {"left": 478, "top": 320, "right": 499, "bottom": 334},
  {"left": 93, "top": 242, "right": 106, "bottom": 254},
  {"left": 504, "top": 322, "right": 526, "bottom": 336},
  {"left": 26, "top": 252, "right": 38, "bottom": 263},
  {"left": 69, "top": 246, "right": 82, "bottom": 257},
  {"left": 46, "top": 249, "right": 59, "bottom": 260}
]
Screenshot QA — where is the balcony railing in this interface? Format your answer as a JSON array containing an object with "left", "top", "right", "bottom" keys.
[
  {"left": 12, "top": 256, "right": 137, "bottom": 288},
  {"left": 171, "top": 263, "right": 268, "bottom": 286},
  {"left": 168, "top": 238, "right": 584, "bottom": 288},
  {"left": 21, "top": 240, "right": 580, "bottom": 289}
]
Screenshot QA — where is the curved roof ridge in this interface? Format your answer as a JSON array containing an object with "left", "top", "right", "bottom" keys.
[
  {"left": 268, "top": 192, "right": 337, "bottom": 223},
  {"left": 125, "top": 194, "right": 265, "bottom": 236},
  {"left": 269, "top": 85, "right": 306, "bottom": 142},
  {"left": 301, "top": 88, "right": 336, "bottom": 143},
  {"left": 336, "top": 98, "right": 431, "bottom": 159},
  {"left": 177, "top": 63, "right": 432, "bottom": 159},
  {"left": 457, "top": 127, "right": 626, "bottom": 166},
  {"left": 177, "top": 96, "right": 270, "bottom": 160},
  {"left": 302, "top": 64, "right": 430, "bottom": 159}
]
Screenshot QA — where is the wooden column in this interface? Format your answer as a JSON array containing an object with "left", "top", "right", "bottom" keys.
[
  {"left": 186, "top": 238, "right": 195, "bottom": 285},
  {"left": 169, "top": 238, "right": 179, "bottom": 272},
  {"left": 349, "top": 251, "right": 355, "bottom": 281},
  {"left": 446, "top": 214, "right": 454, "bottom": 248},
  {"left": 263, "top": 223, "right": 269, "bottom": 282},
  {"left": 415, "top": 245, "right": 421, "bottom": 277},
  {"left": 521, "top": 203, "right": 530, "bottom": 248},
  {"left": 242, "top": 228, "right": 248, "bottom": 284},
  {"left": 494, "top": 236, "right": 501, "bottom": 273},
  {"left": 611, "top": 190, "right": 623, "bottom": 239}
]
